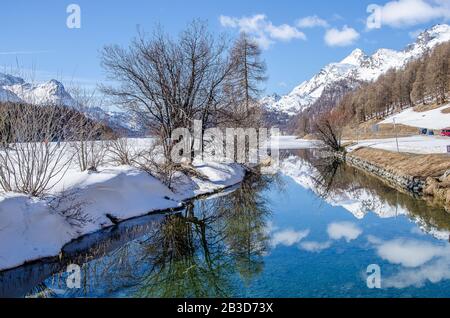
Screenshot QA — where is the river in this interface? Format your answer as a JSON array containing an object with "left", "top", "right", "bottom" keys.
[{"left": 1, "top": 149, "right": 450, "bottom": 297}]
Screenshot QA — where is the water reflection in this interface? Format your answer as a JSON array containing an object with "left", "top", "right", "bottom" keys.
[
  {"left": 1, "top": 149, "right": 450, "bottom": 297},
  {"left": 22, "top": 172, "right": 276, "bottom": 298},
  {"left": 281, "top": 149, "right": 450, "bottom": 239}
]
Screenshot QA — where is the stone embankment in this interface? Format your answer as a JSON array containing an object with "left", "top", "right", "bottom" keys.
[{"left": 332, "top": 148, "right": 450, "bottom": 209}]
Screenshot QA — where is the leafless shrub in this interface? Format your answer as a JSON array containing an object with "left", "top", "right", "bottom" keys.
[
  {"left": 71, "top": 139, "right": 109, "bottom": 172},
  {"left": 107, "top": 137, "right": 137, "bottom": 166},
  {"left": 69, "top": 87, "right": 111, "bottom": 172},
  {"left": 132, "top": 140, "right": 178, "bottom": 188},
  {"left": 0, "top": 102, "right": 76, "bottom": 196}
]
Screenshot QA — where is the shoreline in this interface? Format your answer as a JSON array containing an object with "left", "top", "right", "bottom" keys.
[
  {"left": 333, "top": 147, "right": 450, "bottom": 211},
  {"left": 0, "top": 161, "right": 247, "bottom": 272}
]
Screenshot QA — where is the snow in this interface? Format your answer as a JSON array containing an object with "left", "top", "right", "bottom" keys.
[
  {"left": 263, "top": 24, "right": 450, "bottom": 116},
  {"left": 0, "top": 74, "right": 76, "bottom": 107},
  {"left": 347, "top": 135, "right": 450, "bottom": 154},
  {"left": 0, "top": 139, "right": 246, "bottom": 271},
  {"left": 381, "top": 104, "right": 450, "bottom": 130},
  {"left": 280, "top": 155, "right": 448, "bottom": 240},
  {"left": 0, "top": 86, "right": 21, "bottom": 103},
  {"left": 0, "top": 73, "right": 24, "bottom": 86},
  {"left": 0, "top": 72, "right": 139, "bottom": 133}
]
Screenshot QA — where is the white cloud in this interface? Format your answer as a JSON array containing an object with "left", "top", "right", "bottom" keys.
[
  {"left": 327, "top": 222, "right": 362, "bottom": 242},
  {"left": 266, "top": 23, "right": 306, "bottom": 41},
  {"left": 271, "top": 229, "right": 310, "bottom": 248},
  {"left": 324, "top": 26, "right": 360, "bottom": 47},
  {"left": 299, "top": 240, "right": 332, "bottom": 252},
  {"left": 374, "top": 237, "right": 448, "bottom": 267},
  {"left": 297, "top": 15, "right": 329, "bottom": 28},
  {"left": 367, "top": 0, "right": 450, "bottom": 29},
  {"left": 219, "top": 14, "right": 306, "bottom": 49},
  {"left": 383, "top": 257, "right": 450, "bottom": 288},
  {"left": 368, "top": 236, "right": 450, "bottom": 288}
]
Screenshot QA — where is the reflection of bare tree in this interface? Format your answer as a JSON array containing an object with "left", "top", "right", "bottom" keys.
[
  {"left": 17, "top": 172, "right": 275, "bottom": 298},
  {"left": 134, "top": 173, "right": 275, "bottom": 296},
  {"left": 213, "top": 173, "right": 273, "bottom": 286},
  {"left": 135, "top": 204, "right": 233, "bottom": 298},
  {"left": 25, "top": 282, "right": 57, "bottom": 298},
  {"left": 310, "top": 155, "right": 342, "bottom": 199}
]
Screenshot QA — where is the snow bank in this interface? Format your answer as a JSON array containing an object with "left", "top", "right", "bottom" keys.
[
  {"left": 381, "top": 104, "right": 450, "bottom": 130},
  {"left": 347, "top": 135, "right": 450, "bottom": 154},
  {"left": 0, "top": 162, "right": 245, "bottom": 271}
]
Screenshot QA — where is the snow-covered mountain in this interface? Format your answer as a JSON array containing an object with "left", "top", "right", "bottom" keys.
[
  {"left": 0, "top": 74, "right": 77, "bottom": 107},
  {"left": 265, "top": 24, "right": 450, "bottom": 116},
  {"left": 0, "top": 72, "right": 142, "bottom": 135}
]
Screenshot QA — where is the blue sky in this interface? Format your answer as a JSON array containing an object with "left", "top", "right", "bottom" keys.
[{"left": 1, "top": 0, "right": 450, "bottom": 95}]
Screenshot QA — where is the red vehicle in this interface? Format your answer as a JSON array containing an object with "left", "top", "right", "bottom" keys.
[{"left": 441, "top": 128, "right": 450, "bottom": 137}]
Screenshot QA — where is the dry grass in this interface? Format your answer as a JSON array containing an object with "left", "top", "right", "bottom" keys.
[
  {"left": 302, "top": 133, "right": 317, "bottom": 140},
  {"left": 441, "top": 107, "right": 450, "bottom": 114},
  {"left": 343, "top": 122, "right": 420, "bottom": 140},
  {"left": 350, "top": 147, "right": 450, "bottom": 178},
  {"left": 413, "top": 103, "right": 442, "bottom": 112}
]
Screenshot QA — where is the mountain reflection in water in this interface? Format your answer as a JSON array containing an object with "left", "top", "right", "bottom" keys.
[{"left": 1, "top": 149, "right": 450, "bottom": 298}]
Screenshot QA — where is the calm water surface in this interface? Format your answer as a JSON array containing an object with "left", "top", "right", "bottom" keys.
[{"left": 1, "top": 149, "right": 450, "bottom": 298}]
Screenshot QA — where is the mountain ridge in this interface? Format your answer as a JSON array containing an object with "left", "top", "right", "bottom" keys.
[
  {"left": 265, "top": 24, "right": 450, "bottom": 116},
  {"left": 0, "top": 73, "right": 141, "bottom": 135}
]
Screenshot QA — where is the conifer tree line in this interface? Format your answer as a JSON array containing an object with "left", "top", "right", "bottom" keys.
[{"left": 336, "top": 41, "right": 450, "bottom": 124}]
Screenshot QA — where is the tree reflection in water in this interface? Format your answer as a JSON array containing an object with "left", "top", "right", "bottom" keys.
[
  {"left": 292, "top": 149, "right": 450, "bottom": 236},
  {"left": 55, "top": 171, "right": 278, "bottom": 298},
  {"left": 18, "top": 149, "right": 450, "bottom": 298}
]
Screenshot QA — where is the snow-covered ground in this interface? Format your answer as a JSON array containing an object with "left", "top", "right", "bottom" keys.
[
  {"left": 0, "top": 138, "right": 246, "bottom": 271},
  {"left": 347, "top": 135, "right": 450, "bottom": 154},
  {"left": 381, "top": 103, "right": 450, "bottom": 130}
]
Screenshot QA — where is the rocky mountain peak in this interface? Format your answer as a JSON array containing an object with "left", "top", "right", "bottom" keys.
[{"left": 263, "top": 23, "right": 450, "bottom": 117}]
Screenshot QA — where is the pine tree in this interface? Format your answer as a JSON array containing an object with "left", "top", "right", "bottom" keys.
[{"left": 230, "top": 33, "right": 267, "bottom": 111}]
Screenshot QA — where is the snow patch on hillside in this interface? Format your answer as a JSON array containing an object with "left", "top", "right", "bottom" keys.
[
  {"left": 347, "top": 136, "right": 450, "bottom": 154},
  {"left": 381, "top": 103, "right": 450, "bottom": 130}
]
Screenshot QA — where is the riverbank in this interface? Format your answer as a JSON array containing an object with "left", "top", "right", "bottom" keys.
[
  {"left": 0, "top": 160, "right": 246, "bottom": 272},
  {"left": 337, "top": 147, "right": 450, "bottom": 210}
]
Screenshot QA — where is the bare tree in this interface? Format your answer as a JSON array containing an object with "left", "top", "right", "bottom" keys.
[
  {"left": 100, "top": 21, "right": 234, "bottom": 164},
  {"left": 228, "top": 33, "right": 267, "bottom": 112},
  {"left": 313, "top": 111, "right": 345, "bottom": 152},
  {"left": 132, "top": 138, "right": 178, "bottom": 188}
]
